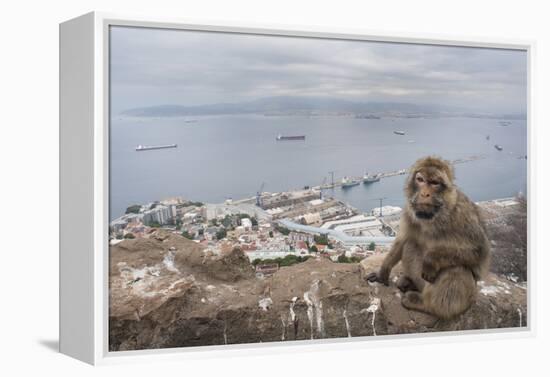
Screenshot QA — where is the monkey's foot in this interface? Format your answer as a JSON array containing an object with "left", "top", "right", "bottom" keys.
[
  {"left": 365, "top": 271, "right": 389, "bottom": 286},
  {"left": 421, "top": 260, "right": 439, "bottom": 283},
  {"left": 401, "top": 291, "right": 425, "bottom": 311},
  {"left": 396, "top": 276, "right": 418, "bottom": 293}
]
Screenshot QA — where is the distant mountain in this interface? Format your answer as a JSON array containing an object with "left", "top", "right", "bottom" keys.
[{"left": 120, "top": 96, "right": 524, "bottom": 119}]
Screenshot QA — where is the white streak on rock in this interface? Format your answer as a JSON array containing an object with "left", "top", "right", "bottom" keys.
[
  {"left": 343, "top": 309, "right": 352, "bottom": 337},
  {"left": 304, "top": 280, "right": 324, "bottom": 339},
  {"left": 517, "top": 308, "right": 522, "bottom": 327},
  {"left": 289, "top": 296, "right": 298, "bottom": 323},
  {"left": 478, "top": 281, "right": 512, "bottom": 296},
  {"left": 303, "top": 292, "right": 315, "bottom": 339},
  {"left": 361, "top": 297, "right": 380, "bottom": 336},
  {"left": 280, "top": 316, "right": 286, "bottom": 340},
  {"left": 163, "top": 251, "right": 180, "bottom": 273},
  {"left": 258, "top": 297, "right": 273, "bottom": 311}
]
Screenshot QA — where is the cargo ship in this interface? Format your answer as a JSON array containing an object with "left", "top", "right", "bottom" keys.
[
  {"left": 363, "top": 173, "right": 381, "bottom": 184},
  {"left": 393, "top": 130, "right": 405, "bottom": 135},
  {"left": 494, "top": 144, "right": 503, "bottom": 151},
  {"left": 341, "top": 176, "right": 360, "bottom": 188},
  {"left": 136, "top": 144, "right": 177, "bottom": 151},
  {"left": 355, "top": 114, "right": 381, "bottom": 119},
  {"left": 276, "top": 134, "right": 306, "bottom": 141}
]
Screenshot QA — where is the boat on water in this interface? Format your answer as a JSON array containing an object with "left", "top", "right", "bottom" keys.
[
  {"left": 276, "top": 134, "right": 306, "bottom": 141},
  {"left": 363, "top": 173, "right": 380, "bottom": 184},
  {"left": 494, "top": 144, "right": 503, "bottom": 151},
  {"left": 393, "top": 130, "right": 405, "bottom": 135},
  {"left": 341, "top": 176, "right": 360, "bottom": 188},
  {"left": 136, "top": 144, "right": 177, "bottom": 151},
  {"left": 355, "top": 114, "right": 381, "bottom": 119}
]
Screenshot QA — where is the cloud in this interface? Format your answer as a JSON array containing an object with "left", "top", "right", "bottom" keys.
[{"left": 109, "top": 26, "right": 527, "bottom": 114}]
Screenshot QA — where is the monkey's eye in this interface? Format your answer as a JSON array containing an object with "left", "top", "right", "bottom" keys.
[
  {"left": 416, "top": 176, "right": 425, "bottom": 183},
  {"left": 428, "top": 180, "right": 440, "bottom": 186}
]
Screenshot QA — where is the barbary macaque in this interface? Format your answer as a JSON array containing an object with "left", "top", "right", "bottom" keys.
[{"left": 367, "top": 156, "right": 490, "bottom": 319}]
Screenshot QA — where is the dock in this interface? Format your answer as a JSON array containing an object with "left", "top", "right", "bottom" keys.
[{"left": 317, "top": 155, "right": 486, "bottom": 189}]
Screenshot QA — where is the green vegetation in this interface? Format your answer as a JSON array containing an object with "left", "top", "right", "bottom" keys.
[
  {"left": 276, "top": 225, "right": 291, "bottom": 235},
  {"left": 314, "top": 234, "right": 329, "bottom": 245},
  {"left": 125, "top": 204, "right": 141, "bottom": 214},
  {"left": 368, "top": 242, "right": 376, "bottom": 251},
  {"left": 337, "top": 254, "right": 362, "bottom": 263},
  {"left": 186, "top": 201, "right": 204, "bottom": 207},
  {"left": 181, "top": 231, "right": 194, "bottom": 240},
  {"left": 149, "top": 221, "right": 161, "bottom": 228},
  {"left": 252, "top": 254, "right": 310, "bottom": 267},
  {"left": 269, "top": 231, "right": 274, "bottom": 238},
  {"left": 309, "top": 245, "right": 318, "bottom": 253},
  {"left": 216, "top": 228, "right": 227, "bottom": 240},
  {"left": 222, "top": 215, "right": 233, "bottom": 228},
  {"left": 251, "top": 217, "right": 258, "bottom": 226},
  {"left": 123, "top": 233, "right": 135, "bottom": 239}
]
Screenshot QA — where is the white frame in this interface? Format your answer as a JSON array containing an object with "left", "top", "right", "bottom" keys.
[{"left": 59, "top": 11, "right": 536, "bottom": 365}]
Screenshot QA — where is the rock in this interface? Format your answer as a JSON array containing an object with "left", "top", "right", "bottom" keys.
[{"left": 109, "top": 235, "right": 527, "bottom": 351}]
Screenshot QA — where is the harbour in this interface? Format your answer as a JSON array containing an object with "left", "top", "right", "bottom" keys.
[
  {"left": 317, "top": 155, "right": 486, "bottom": 190},
  {"left": 111, "top": 115, "right": 527, "bottom": 221}
]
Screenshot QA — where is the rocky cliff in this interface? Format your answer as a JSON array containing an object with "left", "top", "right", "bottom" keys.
[{"left": 109, "top": 231, "right": 527, "bottom": 351}]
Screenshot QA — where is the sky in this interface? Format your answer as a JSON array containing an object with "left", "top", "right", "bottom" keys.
[{"left": 110, "top": 26, "right": 527, "bottom": 115}]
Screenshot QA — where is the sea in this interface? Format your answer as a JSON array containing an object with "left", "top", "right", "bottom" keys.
[{"left": 109, "top": 114, "right": 528, "bottom": 220}]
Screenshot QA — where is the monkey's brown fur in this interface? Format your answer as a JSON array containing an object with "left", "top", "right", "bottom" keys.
[{"left": 367, "top": 156, "right": 490, "bottom": 319}]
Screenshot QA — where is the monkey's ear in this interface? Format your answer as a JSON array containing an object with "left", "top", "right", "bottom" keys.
[
  {"left": 440, "top": 159, "right": 455, "bottom": 185},
  {"left": 404, "top": 169, "right": 418, "bottom": 197}
]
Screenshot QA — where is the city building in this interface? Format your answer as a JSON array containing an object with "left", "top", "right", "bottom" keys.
[
  {"left": 245, "top": 249, "right": 300, "bottom": 262},
  {"left": 142, "top": 204, "right": 174, "bottom": 226},
  {"left": 241, "top": 217, "right": 253, "bottom": 230},
  {"left": 370, "top": 205, "right": 402, "bottom": 217},
  {"left": 289, "top": 231, "right": 314, "bottom": 244}
]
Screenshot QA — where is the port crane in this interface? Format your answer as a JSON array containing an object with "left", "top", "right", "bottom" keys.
[
  {"left": 328, "top": 171, "right": 336, "bottom": 188},
  {"left": 319, "top": 177, "right": 327, "bottom": 199},
  {"left": 370, "top": 197, "right": 388, "bottom": 217},
  {"left": 256, "top": 182, "right": 265, "bottom": 207}
]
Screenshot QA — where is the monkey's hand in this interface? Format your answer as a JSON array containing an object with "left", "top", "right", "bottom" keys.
[
  {"left": 421, "top": 258, "right": 438, "bottom": 283},
  {"left": 366, "top": 270, "right": 390, "bottom": 286}
]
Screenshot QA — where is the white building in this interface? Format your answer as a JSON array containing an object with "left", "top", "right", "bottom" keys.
[
  {"left": 110, "top": 213, "right": 143, "bottom": 232},
  {"left": 245, "top": 249, "right": 306, "bottom": 262},
  {"left": 370, "top": 205, "right": 402, "bottom": 217},
  {"left": 142, "top": 204, "right": 174, "bottom": 226},
  {"left": 331, "top": 217, "right": 383, "bottom": 237},
  {"left": 289, "top": 231, "right": 314, "bottom": 244},
  {"left": 300, "top": 212, "right": 322, "bottom": 225},
  {"left": 241, "top": 217, "right": 253, "bottom": 230}
]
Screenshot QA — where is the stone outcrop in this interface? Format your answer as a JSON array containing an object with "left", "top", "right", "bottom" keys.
[{"left": 109, "top": 231, "right": 527, "bottom": 351}]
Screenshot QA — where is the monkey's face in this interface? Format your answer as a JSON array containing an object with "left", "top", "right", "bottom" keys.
[{"left": 410, "top": 170, "right": 446, "bottom": 221}]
